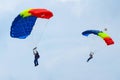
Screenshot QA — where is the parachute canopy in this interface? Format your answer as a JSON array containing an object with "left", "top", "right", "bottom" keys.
[
  {"left": 82, "top": 30, "right": 114, "bottom": 45},
  {"left": 10, "top": 8, "right": 53, "bottom": 39}
]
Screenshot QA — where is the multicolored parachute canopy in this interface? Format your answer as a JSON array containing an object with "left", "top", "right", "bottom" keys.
[
  {"left": 82, "top": 30, "right": 114, "bottom": 45},
  {"left": 10, "top": 8, "right": 53, "bottom": 39}
]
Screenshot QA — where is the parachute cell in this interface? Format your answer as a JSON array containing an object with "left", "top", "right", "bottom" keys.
[
  {"left": 82, "top": 30, "right": 114, "bottom": 45},
  {"left": 10, "top": 8, "right": 53, "bottom": 39}
]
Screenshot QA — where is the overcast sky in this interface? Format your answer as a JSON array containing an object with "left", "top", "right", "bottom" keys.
[{"left": 0, "top": 0, "right": 120, "bottom": 80}]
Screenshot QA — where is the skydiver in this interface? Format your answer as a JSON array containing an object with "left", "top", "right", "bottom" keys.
[
  {"left": 87, "top": 51, "right": 94, "bottom": 62},
  {"left": 33, "top": 47, "right": 40, "bottom": 66}
]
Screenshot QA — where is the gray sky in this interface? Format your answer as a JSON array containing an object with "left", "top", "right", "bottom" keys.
[{"left": 0, "top": 0, "right": 120, "bottom": 80}]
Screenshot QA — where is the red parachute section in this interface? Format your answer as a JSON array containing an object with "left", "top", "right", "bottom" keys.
[{"left": 29, "top": 9, "right": 53, "bottom": 19}]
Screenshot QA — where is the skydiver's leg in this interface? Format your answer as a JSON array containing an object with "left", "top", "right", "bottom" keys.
[
  {"left": 87, "top": 57, "right": 93, "bottom": 62},
  {"left": 34, "top": 59, "right": 36, "bottom": 66},
  {"left": 87, "top": 58, "right": 89, "bottom": 62},
  {"left": 34, "top": 59, "right": 37, "bottom": 66},
  {"left": 34, "top": 59, "right": 39, "bottom": 66},
  {"left": 36, "top": 59, "right": 39, "bottom": 66}
]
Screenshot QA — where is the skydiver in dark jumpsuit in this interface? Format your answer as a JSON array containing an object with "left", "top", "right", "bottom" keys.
[
  {"left": 87, "top": 52, "right": 94, "bottom": 62},
  {"left": 33, "top": 47, "right": 40, "bottom": 66}
]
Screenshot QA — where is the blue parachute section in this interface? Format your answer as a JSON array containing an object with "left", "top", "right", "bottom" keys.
[
  {"left": 10, "top": 15, "right": 37, "bottom": 39},
  {"left": 82, "top": 30, "right": 101, "bottom": 36}
]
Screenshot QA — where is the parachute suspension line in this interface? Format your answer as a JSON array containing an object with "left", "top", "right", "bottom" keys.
[{"left": 34, "top": 20, "right": 50, "bottom": 47}]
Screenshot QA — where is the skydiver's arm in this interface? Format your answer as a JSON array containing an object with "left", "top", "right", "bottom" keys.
[{"left": 33, "top": 49, "right": 36, "bottom": 55}]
